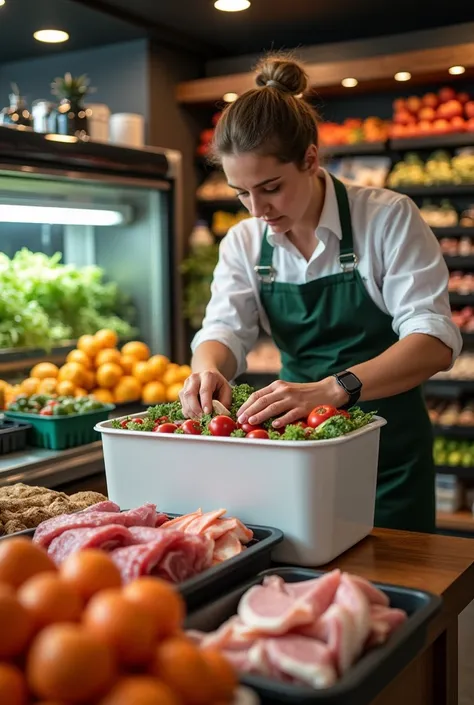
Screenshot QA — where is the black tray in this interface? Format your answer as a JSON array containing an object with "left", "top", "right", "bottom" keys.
[
  {"left": 0, "top": 512, "right": 283, "bottom": 611},
  {"left": 185, "top": 567, "right": 442, "bottom": 705},
  {"left": 0, "top": 419, "right": 31, "bottom": 455}
]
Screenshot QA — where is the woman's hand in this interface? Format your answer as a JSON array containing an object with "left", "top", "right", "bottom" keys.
[
  {"left": 237, "top": 378, "right": 348, "bottom": 428},
  {"left": 179, "top": 369, "right": 233, "bottom": 419}
]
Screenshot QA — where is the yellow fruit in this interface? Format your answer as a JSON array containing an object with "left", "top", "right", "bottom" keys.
[
  {"left": 58, "top": 363, "right": 85, "bottom": 387},
  {"left": 166, "top": 383, "right": 183, "bottom": 402},
  {"left": 113, "top": 377, "right": 142, "bottom": 404},
  {"left": 30, "top": 363, "right": 59, "bottom": 380},
  {"left": 96, "top": 349, "right": 122, "bottom": 368},
  {"left": 162, "top": 365, "right": 181, "bottom": 387},
  {"left": 66, "top": 350, "right": 92, "bottom": 369},
  {"left": 77, "top": 335, "right": 100, "bottom": 359},
  {"left": 176, "top": 365, "right": 192, "bottom": 383},
  {"left": 74, "top": 388, "right": 88, "bottom": 398},
  {"left": 38, "top": 378, "right": 58, "bottom": 395},
  {"left": 56, "top": 380, "right": 76, "bottom": 396},
  {"left": 132, "top": 361, "right": 155, "bottom": 385},
  {"left": 148, "top": 355, "right": 169, "bottom": 380},
  {"left": 141, "top": 382, "right": 167, "bottom": 405},
  {"left": 94, "top": 329, "right": 118, "bottom": 350},
  {"left": 96, "top": 363, "right": 123, "bottom": 390},
  {"left": 21, "top": 377, "right": 40, "bottom": 395},
  {"left": 120, "top": 355, "right": 136, "bottom": 375},
  {"left": 91, "top": 388, "right": 114, "bottom": 404},
  {"left": 82, "top": 370, "right": 96, "bottom": 391},
  {"left": 121, "top": 341, "right": 150, "bottom": 362}
]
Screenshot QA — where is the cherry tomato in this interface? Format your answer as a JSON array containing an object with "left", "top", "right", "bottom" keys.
[
  {"left": 46, "top": 400, "right": 59, "bottom": 406},
  {"left": 338, "top": 410, "right": 350, "bottom": 419},
  {"left": 39, "top": 408, "right": 53, "bottom": 416},
  {"left": 294, "top": 420, "right": 308, "bottom": 428},
  {"left": 156, "top": 422, "right": 178, "bottom": 433},
  {"left": 238, "top": 422, "right": 265, "bottom": 434},
  {"left": 246, "top": 429, "right": 269, "bottom": 440},
  {"left": 133, "top": 418, "right": 144, "bottom": 425},
  {"left": 157, "top": 416, "right": 169, "bottom": 424},
  {"left": 307, "top": 405, "right": 338, "bottom": 429},
  {"left": 181, "top": 419, "right": 201, "bottom": 435},
  {"left": 209, "top": 415, "right": 237, "bottom": 437}
]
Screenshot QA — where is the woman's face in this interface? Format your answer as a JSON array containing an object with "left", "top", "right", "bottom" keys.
[{"left": 222, "top": 147, "right": 319, "bottom": 233}]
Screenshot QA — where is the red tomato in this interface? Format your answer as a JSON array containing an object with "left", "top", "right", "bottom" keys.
[
  {"left": 294, "top": 420, "right": 308, "bottom": 428},
  {"left": 133, "top": 418, "right": 144, "bottom": 425},
  {"left": 238, "top": 422, "right": 265, "bottom": 434},
  {"left": 156, "top": 422, "right": 178, "bottom": 433},
  {"left": 338, "top": 410, "right": 350, "bottom": 419},
  {"left": 209, "top": 415, "right": 237, "bottom": 437},
  {"left": 181, "top": 419, "right": 201, "bottom": 435},
  {"left": 120, "top": 419, "right": 130, "bottom": 429},
  {"left": 39, "top": 408, "right": 53, "bottom": 416},
  {"left": 246, "top": 429, "right": 269, "bottom": 440},
  {"left": 307, "top": 405, "right": 338, "bottom": 428},
  {"left": 46, "top": 400, "right": 59, "bottom": 406}
]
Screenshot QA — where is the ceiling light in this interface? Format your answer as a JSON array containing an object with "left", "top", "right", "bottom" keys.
[
  {"left": 214, "top": 0, "right": 250, "bottom": 11},
  {"left": 0, "top": 1, "right": 5, "bottom": 7},
  {"left": 34, "top": 29, "right": 69, "bottom": 44},
  {"left": 449, "top": 65, "right": 466, "bottom": 75},
  {"left": 223, "top": 92, "right": 239, "bottom": 103},
  {"left": 341, "top": 77, "right": 358, "bottom": 88},
  {"left": 394, "top": 71, "right": 411, "bottom": 82},
  {"left": 0, "top": 199, "right": 131, "bottom": 226}
]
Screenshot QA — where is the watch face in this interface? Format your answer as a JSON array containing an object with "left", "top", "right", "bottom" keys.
[{"left": 341, "top": 373, "right": 361, "bottom": 393}]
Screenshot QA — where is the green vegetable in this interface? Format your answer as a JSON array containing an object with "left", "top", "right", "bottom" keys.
[
  {"left": 229, "top": 384, "right": 255, "bottom": 418},
  {"left": 179, "top": 244, "right": 220, "bottom": 330},
  {"left": 230, "top": 428, "right": 246, "bottom": 438},
  {"left": 314, "top": 409, "right": 376, "bottom": 439},
  {"left": 147, "top": 402, "right": 185, "bottom": 423}
]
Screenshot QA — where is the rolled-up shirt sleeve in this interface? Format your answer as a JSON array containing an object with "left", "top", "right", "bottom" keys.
[
  {"left": 191, "top": 227, "right": 260, "bottom": 377},
  {"left": 381, "top": 195, "right": 462, "bottom": 364}
]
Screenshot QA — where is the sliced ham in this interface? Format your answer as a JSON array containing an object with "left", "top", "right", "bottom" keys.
[
  {"left": 47, "top": 524, "right": 133, "bottom": 564},
  {"left": 213, "top": 531, "right": 244, "bottom": 562},
  {"left": 161, "top": 511, "right": 203, "bottom": 532},
  {"left": 265, "top": 636, "right": 337, "bottom": 688},
  {"left": 334, "top": 574, "right": 371, "bottom": 663},
  {"left": 82, "top": 501, "right": 121, "bottom": 513},
  {"left": 348, "top": 574, "right": 390, "bottom": 607},
  {"left": 204, "top": 518, "right": 239, "bottom": 541},
  {"left": 304, "top": 604, "right": 356, "bottom": 675},
  {"left": 154, "top": 512, "right": 170, "bottom": 527},
  {"left": 238, "top": 584, "right": 315, "bottom": 635},
  {"left": 185, "top": 509, "right": 227, "bottom": 534},
  {"left": 366, "top": 604, "right": 407, "bottom": 648}
]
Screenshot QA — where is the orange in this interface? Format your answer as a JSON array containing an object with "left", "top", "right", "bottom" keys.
[
  {"left": 141, "top": 381, "right": 167, "bottom": 404},
  {"left": 121, "top": 341, "right": 150, "bottom": 362},
  {"left": 120, "top": 355, "right": 136, "bottom": 375},
  {"left": 66, "top": 349, "right": 92, "bottom": 369},
  {"left": 60, "top": 549, "right": 122, "bottom": 602},
  {"left": 21, "top": 377, "right": 40, "bottom": 395},
  {"left": 0, "top": 663, "right": 27, "bottom": 705},
  {"left": 0, "top": 537, "right": 56, "bottom": 589},
  {"left": 83, "top": 588, "right": 156, "bottom": 667},
  {"left": 97, "top": 676, "right": 180, "bottom": 705},
  {"left": 176, "top": 365, "right": 192, "bottom": 382},
  {"left": 96, "top": 348, "right": 122, "bottom": 368},
  {"left": 38, "top": 377, "right": 58, "bottom": 395},
  {"left": 77, "top": 334, "right": 101, "bottom": 359},
  {"left": 162, "top": 365, "right": 181, "bottom": 387},
  {"left": 96, "top": 363, "right": 123, "bottom": 389},
  {"left": 151, "top": 637, "right": 214, "bottom": 705},
  {"left": 166, "top": 383, "right": 183, "bottom": 403},
  {"left": 26, "top": 623, "right": 116, "bottom": 703},
  {"left": 91, "top": 388, "right": 115, "bottom": 404},
  {"left": 0, "top": 589, "right": 34, "bottom": 658},
  {"left": 123, "top": 577, "right": 185, "bottom": 640},
  {"left": 133, "top": 361, "right": 155, "bottom": 385},
  {"left": 113, "top": 376, "right": 142, "bottom": 403},
  {"left": 148, "top": 355, "right": 169, "bottom": 379},
  {"left": 95, "top": 328, "right": 119, "bottom": 350},
  {"left": 30, "top": 362, "right": 59, "bottom": 380},
  {"left": 18, "top": 573, "right": 83, "bottom": 629},
  {"left": 56, "top": 380, "right": 76, "bottom": 396},
  {"left": 74, "top": 387, "right": 88, "bottom": 398},
  {"left": 58, "top": 362, "right": 85, "bottom": 387},
  {"left": 201, "top": 648, "right": 238, "bottom": 701},
  {"left": 82, "top": 369, "right": 96, "bottom": 391}
]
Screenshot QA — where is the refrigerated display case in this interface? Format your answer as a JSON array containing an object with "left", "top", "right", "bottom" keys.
[{"left": 0, "top": 127, "right": 185, "bottom": 378}]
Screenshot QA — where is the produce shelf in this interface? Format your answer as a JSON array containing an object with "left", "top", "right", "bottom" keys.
[
  {"left": 435, "top": 465, "right": 474, "bottom": 479},
  {"left": 392, "top": 185, "right": 474, "bottom": 197},
  {"left": 425, "top": 379, "right": 474, "bottom": 397},
  {"left": 436, "top": 510, "right": 474, "bottom": 533},
  {"left": 390, "top": 133, "right": 474, "bottom": 151},
  {"left": 432, "top": 424, "right": 474, "bottom": 440},
  {"left": 444, "top": 256, "right": 474, "bottom": 269},
  {"left": 320, "top": 141, "right": 387, "bottom": 157},
  {"left": 432, "top": 227, "right": 474, "bottom": 238},
  {"left": 449, "top": 293, "right": 474, "bottom": 307}
]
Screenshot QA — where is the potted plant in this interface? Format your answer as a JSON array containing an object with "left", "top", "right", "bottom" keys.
[{"left": 48, "top": 73, "right": 94, "bottom": 138}]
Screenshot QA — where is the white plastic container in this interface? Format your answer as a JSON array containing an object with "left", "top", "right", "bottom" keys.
[
  {"left": 109, "top": 112, "right": 145, "bottom": 148},
  {"left": 85, "top": 103, "right": 110, "bottom": 142},
  {"left": 96, "top": 414, "right": 386, "bottom": 566}
]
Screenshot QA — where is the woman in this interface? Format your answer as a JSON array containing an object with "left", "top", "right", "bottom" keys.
[{"left": 180, "top": 54, "right": 462, "bottom": 533}]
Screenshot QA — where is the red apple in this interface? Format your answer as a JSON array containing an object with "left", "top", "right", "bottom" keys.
[
  {"left": 450, "top": 116, "right": 466, "bottom": 132},
  {"left": 418, "top": 106, "right": 436, "bottom": 121},
  {"left": 466, "top": 117, "right": 474, "bottom": 132},
  {"left": 422, "top": 92, "right": 439, "bottom": 108},
  {"left": 390, "top": 124, "right": 405, "bottom": 138},
  {"left": 393, "top": 98, "right": 406, "bottom": 112},
  {"left": 432, "top": 118, "right": 450, "bottom": 134},
  {"left": 438, "top": 100, "right": 463, "bottom": 119},
  {"left": 439, "top": 86, "right": 456, "bottom": 103},
  {"left": 394, "top": 109, "right": 415, "bottom": 126},
  {"left": 458, "top": 92, "right": 470, "bottom": 105},
  {"left": 418, "top": 120, "right": 433, "bottom": 135},
  {"left": 465, "top": 101, "right": 474, "bottom": 119},
  {"left": 406, "top": 96, "right": 422, "bottom": 114}
]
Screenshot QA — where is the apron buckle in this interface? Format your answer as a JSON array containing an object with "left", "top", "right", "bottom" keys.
[
  {"left": 339, "top": 253, "right": 358, "bottom": 272},
  {"left": 254, "top": 265, "right": 276, "bottom": 283}
]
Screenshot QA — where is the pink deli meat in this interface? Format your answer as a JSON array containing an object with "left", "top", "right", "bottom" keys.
[
  {"left": 81, "top": 501, "right": 121, "bottom": 513},
  {"left": 47, "top": 524, "right": 134, "bottom": 564}
]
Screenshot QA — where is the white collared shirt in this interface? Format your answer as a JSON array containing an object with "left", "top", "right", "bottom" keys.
[{"left": 191, "top": 168, "right": 463, "bottom": 378}]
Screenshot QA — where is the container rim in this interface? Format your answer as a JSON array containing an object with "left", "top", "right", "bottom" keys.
[
  {"left": 95, "top": 412, "right": 386, "bottom": 447},
  {"left": 5, "top": 403, "right": 115, "bottom": 421}
]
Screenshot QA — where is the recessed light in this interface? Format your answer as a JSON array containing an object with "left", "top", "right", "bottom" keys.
[
  {"left": 0, "top": 1, "right": 5, "bottom": 7},
  {"left": 394, "top": 71, "right": 411, "bottom": 82},
  {"left": 34, "top": 29, "right": 69, "bottom": 44},
  {"left": 341, "top": 77, "right": 358, "bottom": 88},
  {"left": 214, "top": 0, "right": 250, "bottom": 11},
  {"left": 223, "top": 92, "right": 239, "bottom": 103},
  {"left": 449, "top": 65, "right": 466, "bottom": 75}
]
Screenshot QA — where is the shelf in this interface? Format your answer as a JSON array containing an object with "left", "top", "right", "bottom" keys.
[
  {"left": 320, "top": 141, "right": 387, "bottom": 158},
  {"left": 444, "top": 256, "right": 474, "bottom": 269},
  {"left": 432, "top": 227, "right": 474, "bottom": 238},
  {"left": 432, "top": 424, "right": 474, "bottom": 439},
  {"left": 436, "top": 510, "right": 474, "bottom": 532},
  {"left": 391, "top": 132, "right": 474, "bottom": 151},
  {"left": 436, "top": 465, "right": 474, "bottom": 480},
  {"left": 392, "top": 185, "right": 474, "bottom": 197},
  {"left": 425, "top": 379, "right": 474, "bottom": 400},
  {"left": 449, "top": 293, "right": 474, "bottom": 307}
]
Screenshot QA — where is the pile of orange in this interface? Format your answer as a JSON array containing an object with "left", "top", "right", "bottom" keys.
[
  {"left": 0, "top": 538, "right": 238, "bottom": 705},
  {"left": 0, "top": 329, "right": 192, "bottom": 408}
]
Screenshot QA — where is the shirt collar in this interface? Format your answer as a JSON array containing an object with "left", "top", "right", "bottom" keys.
[{"left": 266, "top": 168, "right": 343, "bottom": 247}]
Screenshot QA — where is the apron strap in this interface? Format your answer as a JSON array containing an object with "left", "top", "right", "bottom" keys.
[
  {"left": 329, "top": 174, "right": 358, "bottom": 273},
  {"left": 256, "top": 225, "right": 276, "bottom": 283}
]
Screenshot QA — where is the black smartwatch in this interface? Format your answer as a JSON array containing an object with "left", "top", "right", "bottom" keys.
[{"left": 333, "top": 371, "right": 362, "bottom": 410}]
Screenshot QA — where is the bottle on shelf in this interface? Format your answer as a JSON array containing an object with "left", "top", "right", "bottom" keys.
[{"left": 0, "top": 83, "right": 32, "bottom": 129}]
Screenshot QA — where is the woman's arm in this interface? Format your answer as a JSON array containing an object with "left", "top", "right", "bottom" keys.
[{"left": 191, "top": 340, "right": 238, "bottom": 380}]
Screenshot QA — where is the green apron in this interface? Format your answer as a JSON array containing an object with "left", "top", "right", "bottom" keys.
[{"left": 257, "top": 174, "right": 435, "bottom": 533}]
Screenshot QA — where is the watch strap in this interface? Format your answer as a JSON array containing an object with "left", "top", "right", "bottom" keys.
[{"left": 333, "top": 371, "right": 362, "bottom": 410}]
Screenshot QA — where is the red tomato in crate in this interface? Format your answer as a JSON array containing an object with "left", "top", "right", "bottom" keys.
[
  {"left": 155, "top": 423, "right": 179, "bottom": 434},
  {"left": 209, "top": 415, "right": 237, "bottom": 437},
  {"left": 181, "top": 420, "right": 201, "bottom": 435},
  {"left": 238, "top": 422, "right": 265, "bottom": 434},
  {"left": 133, "top": 418, "right": 144, "bottom": 425},
  {"left": 307, "top": 405, "right": 338, "bottom": 428},
  {"left": 246, "top": 429, "right": 269, "bottom": 440},
  {"left": 339, "top": 410, "right": 350, "bottom": 419},
  {"left": 39, "top": 408, "right": 53, "bottom": 416}
]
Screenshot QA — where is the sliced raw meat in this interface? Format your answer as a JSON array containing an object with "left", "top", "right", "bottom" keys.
[
  {"left": 204, "top": 518, "right": 239, "bottom": 541},
  {"left": 34, "top": 503, "right": 158, "bottom": 548},
  {"left": 82, "top": 501, "right": 121, "bottom": 513},
  {"left": 128, "top": 526, "right": 169, "bottom": 543},
  {"left": 185, "top": 509, "right": 227, "bottom": 534},
  {"left": 213, "top": 531, "right": 243, "bottom": 562},
  {"left": 366, "top": 605, "right": 407, "bottom": 648},
  {"left": 348, "top": 574, "right": 389, "bottom": 607},
  {"left": 286, "top": 570, "right": 342, "bottom": 616},
  {"left": 228, "top": 518, "right": 254, "bottom": 544},
  {"left": 221, "top": 649, "right": 256, "bottom": 672},
  {"left": 199, "top": 616, "right": 260, "bottom": 651},
  {"left": 155, "top": 512, "right": 170, "bottom": 527},
  {"left": 48, "top": 524, "right": 133, "bottom": 564},
  {"left": 238, "top": 584, "right": 315, "bottom": 635},
  {"left": 160, "top": 511, "right": 203, "bottom": 532},
  {"left": 335, "top": 574, "right": 371, "bottom": 661},
  {"left": 304, "top": 604, "right": 356, "bottom": 675},
  {"left": 185, "top": 630, "right": 206, "bottom": 645},
  {"left": 265, "top": 636, "right": 337, "bottom": 688}
]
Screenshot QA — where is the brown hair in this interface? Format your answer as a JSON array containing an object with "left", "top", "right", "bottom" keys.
[{"left": 211, "top": 54, "right": 319, "bottom": 167}]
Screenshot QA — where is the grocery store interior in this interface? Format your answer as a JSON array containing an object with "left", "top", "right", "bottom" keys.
[{"left": 2, "top": 1, "right": 474, "bottom": 704}]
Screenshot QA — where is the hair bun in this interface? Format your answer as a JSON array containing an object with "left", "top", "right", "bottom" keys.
[{"left": 255, "top": 54, "right": 309, "bottom": 96}]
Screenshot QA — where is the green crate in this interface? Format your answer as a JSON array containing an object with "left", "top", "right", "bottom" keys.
[{"left": 4, "top": 405, "right": 115, "bottom": 450}]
